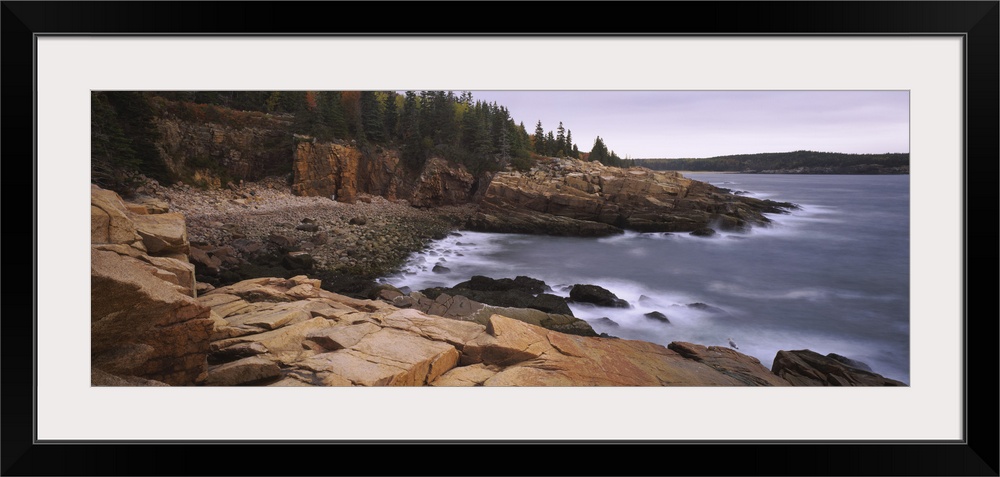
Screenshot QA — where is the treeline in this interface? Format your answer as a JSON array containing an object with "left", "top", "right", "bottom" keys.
[
  {"left": 637, "top": 151, "right": 909, "bottom": 173},
  {"left": 149, "top": 90, "right": 585, "bottom": 174},
  {"left": 92, "top": 90, "right": 633, "bottom": 193}
]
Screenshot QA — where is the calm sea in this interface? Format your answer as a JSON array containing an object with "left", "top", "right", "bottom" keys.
[{"left": 380, "top": 174, "right": 910, "bottom": 384}]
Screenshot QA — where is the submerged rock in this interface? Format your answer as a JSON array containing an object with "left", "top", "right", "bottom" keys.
[
  {"left": 593, "top": 317, "right": 620, "bottom": 328},
  {"left": 644, "top": 311, "right": 670, "bottom": 323},
  {"left": 568, "top": 284, "right": 631, "bottom": 308}
]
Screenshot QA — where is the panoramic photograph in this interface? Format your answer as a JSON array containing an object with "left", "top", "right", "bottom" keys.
[{"left": 90, "top": 90, "right": 910, "bottom": 387}]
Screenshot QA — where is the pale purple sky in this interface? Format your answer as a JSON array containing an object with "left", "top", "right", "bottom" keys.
[{"left": 465, "top": 91, "right": 909, "bottom": 159}]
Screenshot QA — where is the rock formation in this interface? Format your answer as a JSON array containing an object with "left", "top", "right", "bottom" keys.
[
  {"left": 196, "top": 275, "right": 792, "bottom": 386},
  {"left": 91, "top": 185, "right": 212, "bottom": 385},
  {"left": 292, "top": 141, "right": 480, "bottom": 207},
  {"left": 771, "top": 349, "right": 906, "bottom": 386},
  {"left": 153, "top": 111, "right": 294, "bottom": 185},
  {"left": 90, "top": 187, "right": 906, "bottom": 387},
  {"left": 467, "top": 157, "right": 797, "bottom": 236}
]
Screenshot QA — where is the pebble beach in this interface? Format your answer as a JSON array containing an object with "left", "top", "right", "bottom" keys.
[{"left": 133, "top": 175, "right": 476, "bottom": 283}]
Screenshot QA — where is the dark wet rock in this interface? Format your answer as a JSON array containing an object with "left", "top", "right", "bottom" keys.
[
  {"left": 282, "top": 251, "right": 314, "bottom": 270},
  {"left": 772, "top": 349, "right": 905, "bottom": 386},
  {"left": 593, "top": 317, "right": 620, "bottom": 328},
  {"left": 453, "top": 275, "right": 551, "bottom": 295},
  {"left": 690, "top": 227, "right": 717, "bottom": 237},
  {"left": 432, "top": 264, "right": 451, "bottom": 273},
  {"left": 638, "top": 295, "right": 657, "bottom": 305},
  {"left": 568, "top": 284, "right": 630, "bottom": 308},
  {"left": 421, "top": 283, "right": 573, "bottom": 316},
  {"left": 644, "top": 311, "right": 670, "bottom": 323},
  {"left": 349, "top": 217, "right": 367, "bottom": 226}
]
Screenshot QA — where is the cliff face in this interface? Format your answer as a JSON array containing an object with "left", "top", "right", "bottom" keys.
[
  {"left": 291, "top": 141, "right": 479, "bottom": 207},
  {"left": 468, "top": 157, "right": 797, "bottom": 236},
  {"left": 154, "top": 115, "right": 293, "bottom": 186}
]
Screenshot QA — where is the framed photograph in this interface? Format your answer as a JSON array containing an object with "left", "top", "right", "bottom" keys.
[{"left": 4, "top": 2, "right": 996, "bottom": 475}]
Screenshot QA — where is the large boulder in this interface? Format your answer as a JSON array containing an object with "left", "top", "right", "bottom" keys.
[{"left": 132, "top": 212, "right": 190, "bottom": 255}]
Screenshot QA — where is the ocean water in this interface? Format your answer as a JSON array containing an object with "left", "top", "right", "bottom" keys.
[{"left": 379, "top": 174, "right": 910, "bottom": 384}]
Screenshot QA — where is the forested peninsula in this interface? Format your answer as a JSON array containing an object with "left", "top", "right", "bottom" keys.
[
  {"left": 90, "top": 91, "right": 904, "bottom": 387},
  {"left": 638, "top": 151, "right": 909, "bottom": 174}
]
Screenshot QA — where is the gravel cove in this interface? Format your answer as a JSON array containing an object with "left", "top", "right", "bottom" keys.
[{"left": 144, "top": 175, "right": 475, "bottom": 283}]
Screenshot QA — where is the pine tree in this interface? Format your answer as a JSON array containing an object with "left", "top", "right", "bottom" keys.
[{"left": 565, "top": 130, "right": 575, "bottom": 158}]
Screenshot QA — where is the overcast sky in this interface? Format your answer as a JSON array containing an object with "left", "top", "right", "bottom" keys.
[{"left": 464, "top": 91, "right": 909, "bottom": 159}]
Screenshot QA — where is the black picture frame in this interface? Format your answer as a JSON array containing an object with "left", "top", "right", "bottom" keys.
[{"left": 3, "top": 2, "right": 997, "bottom": 475}]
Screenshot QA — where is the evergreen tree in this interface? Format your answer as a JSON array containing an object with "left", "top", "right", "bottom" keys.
[
  {"left": 496, "top": 123, "right": 512, "bottom": 169},
  {"left": 565, "top": 130, "right": 575, "bottom": 158},
  {"left": 556, "top": 122, "right": 566, "bottom": 156},
  {"left": 401, "top": 91, "right": 424, "bottom": 169},
  {"left": 318, "top": 91, "right": 348, "bottom": 139},
  {"left": 383, "top": 91, "right": 399, "bottom": 141},
  {"left": 590, "top": 136, "right": 609, "bottom": 165},
  {"left": 533, "top": 120, "right": 545, "bottom": 154},
  {"left": 360, "top": 91, "right": 385, "bottom": 142},
  {"left": 473, "top": 115, "right": 494, "bottom": 171},
  {"left": 545, "top": 131, "right": 556, "bottom": 156}
]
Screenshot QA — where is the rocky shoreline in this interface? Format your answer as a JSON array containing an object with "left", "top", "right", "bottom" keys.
[
  {"left": 92, "top": 180, "right": 906, "bottom": 387},
  {"left": 127, "top": 175, "right": 475, "bottom": 296}
]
